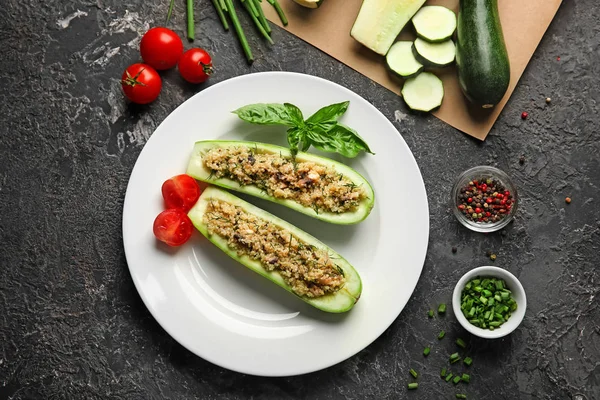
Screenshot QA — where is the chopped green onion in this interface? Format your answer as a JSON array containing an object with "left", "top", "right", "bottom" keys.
[
  {"left": 449, "top": 353, "right": 461, "bottom": 364},
  {"left": 211, "top": 0, "right": 229, "bottom": 30},
  {"left": 423, "top": 347, "right": 431, "bottom": 356},
  {"left": 187, "top": 0, "right": 195, "bottom": 40},
  {"left": 266, "top": 0, "right": 288, "bottom": 25},
  {"left": 407, "top": 383, "right": 418, "bottom": 390},
  {"left": 456, "top": 395, "right": 467, "bottom": 399},
  {"left": 438, "top": 303, "right": 447, "bottom": 314},
  {"left": 409, "top": 368, "right": 418, "bottom": 378},
  {"left": 253, "top": 0, "right": 271, "bottom": 33},
  {"left": 456, "top": 338, "right": 467, "bottom": 348},
  {"left": 460, "top": 276, "right": 517, "bottom": 330},
  {"left": 166, "top": 0, "right": 176, "bottom": 24},
  {"left": 453, "top": 376, "right": 461, "bottom": 384},
  {"left": 463, "top": 357, "right": 472, "bottom": 366},
  {"left": 241, "top": 0, "right": 273, "bottom": 44},
  {"left": 445, "top": 373, "right": 453, "bottom": 382},
  {"left": 225, "top": 0, "right": 254, "bottom": 63},
  {"left": 441, "top": 368, "right": 447, "bottom": 378},
  {"left": 428, "top": 309, "right": 434, "bottom": 318},
  {"left": 461, "top": 373, "right": 470, "bottom": 383},
  {"left": 438, "top": 331, "right": 446, "bottom": 340}
]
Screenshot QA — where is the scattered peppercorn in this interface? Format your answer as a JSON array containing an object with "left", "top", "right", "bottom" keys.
[
  {"left": 546, "top": 97, "right": 551, "bottom": 104},
  {"left": 521, "top": 111, "right": 528, "bottom": 119},
  {"left": 452, "top": 246, "right": 458, "bottom": 254},
  {"left": 565, "top": 197, "right": 572, "bottom": 204},
  {"left": 519, "top": 156, "right": 525, "bottom": 165},
  {"left": 490, "top": 254, "right": 497, "bottom": 261},
  {"left": 486, "top": 250, "right": 492, "bottom": 257},
  {"left": 456, "top": 177, "right": 514, "bottom": 224},
  {"left": 557, "top": 56, "right": 561, "bottom": 61}
]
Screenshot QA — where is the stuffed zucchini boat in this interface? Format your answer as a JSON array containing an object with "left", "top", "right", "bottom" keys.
[
  {"left": 188, "top": 186, "right": 363, "bottom": 313},
  {"left": 186, "top": 140, "right": 375, "bottom": 225}
]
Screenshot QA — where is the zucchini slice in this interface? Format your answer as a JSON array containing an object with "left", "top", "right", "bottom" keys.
[
  {"left": 412, "top": 38, "right": 456, "bottom": 68},
  {"left": 292, "top": 0, "right": 323, "bottom": 8},
  {"left": 412, "top": 6, "right": 457, "bottom": 43},
  {"left": 186, "top": 140, "right": 375, "bottom": 225},
  {"left": 350, "top": 0, "right": 427, "bottom": 56},
  {"left": 401, "top": 72, "right": 444, "bottom": 112},
  {"left": 188, "top": 186, "right": 363, "bottom": 313},
  {"left": 386, "top": 41, "right": 423, "bottom": 79}
]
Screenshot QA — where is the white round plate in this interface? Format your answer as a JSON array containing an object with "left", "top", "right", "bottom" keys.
[{"left": 123, "top": 72, "right": 429, "bottom": 377}]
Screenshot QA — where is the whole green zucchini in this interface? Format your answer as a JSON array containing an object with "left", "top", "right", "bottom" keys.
[
  {"left": 186, "top": 140, "right": 375, "bottom": 225},
  {"left": 188, "top": 186, "right": 363, "bottom": 313},
  {"left": 456, "top": 0, "right": 510, "bottom": 108}
]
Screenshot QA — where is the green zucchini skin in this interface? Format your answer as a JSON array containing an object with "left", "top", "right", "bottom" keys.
[
  {"left": 188, "top": 186, "right": 363, "bottom": 313},
  {"left": 456, "top": 0, "right": 510, "bottom": 108},
  {"left": 186, "top": 140, "right": 375, "bottom": 225}
]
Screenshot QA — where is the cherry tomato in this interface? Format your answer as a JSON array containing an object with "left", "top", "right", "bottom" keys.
[
  {"left": 153, "top": 209, "right": 193, "bottom": 247},
  {"left": 140, "top": 27, "right": 184, "bottom": 70},
  {"left": 178, "top": 48, "right": 213, "bottom": 84},
  {"left": 121, "top": 63, "right": 162, "bottom": 104},
  {"left": 161, "top": 174, "right": 201, "bottom": 211}
]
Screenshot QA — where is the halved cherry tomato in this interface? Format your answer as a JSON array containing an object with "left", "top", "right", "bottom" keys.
[
  {"left": 161, "top": 174, "right": 201, "bottom": 211},
  {"left": 153, "top": 209, "right": 193, "bottom": 247},
  {"left": 178, "top": 48, "right": 213, "bottom": 84},
  {"left": 140, "top": 27, "right": 184, "bottom": 70},
  {"left": 121, "top": 63, "right": 162, "bottom": 104}
]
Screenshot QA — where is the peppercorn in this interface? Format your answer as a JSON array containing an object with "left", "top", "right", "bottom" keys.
[
  {"left": 456, "top": 175, "right": 515, "bottom": 225},
  {"left": 565, "top": 197, "right": 572, "bottom": 204},
  {"left": 519, "top": 156, "right": 525, "bottom": 165},
  {"left": 452, "top": 247, "right": 457, "bottom": 254},
  {"left": 546, "top": 97, "right": 551, "bottom": 104},
  {"left": 521, "top": 111, "right": 528, "bottom": 119},
  {"left": 490, "top": 254, "right": 497, "bottom": 261}
]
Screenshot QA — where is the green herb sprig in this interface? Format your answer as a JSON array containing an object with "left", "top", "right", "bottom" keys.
[{"left": 232, "top": 101, "right": 374, "bottom": 158}]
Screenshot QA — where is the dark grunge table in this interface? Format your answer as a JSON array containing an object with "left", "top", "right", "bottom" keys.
[{"left": 0, "top": 0, "right": 598, "bottom": 399}]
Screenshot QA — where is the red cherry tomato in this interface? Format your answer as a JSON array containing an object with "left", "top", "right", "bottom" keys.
[
  {"left": 153, "top": 209, "right": 193, "bottom": 247},
  {"left": 178, "top": 48, "right": 213, "bottom": 84},
  {"left": 121, "top": 63, "right": 162, "bottom": 104},
  {"left": 161, "top": 174, "right": 201, "bottom": 211},
  {"left": 140, "top": 27, "right": 184, "bottom": 70}
]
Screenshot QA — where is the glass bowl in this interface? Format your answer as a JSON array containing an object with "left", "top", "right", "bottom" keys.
[{"left": 451, "top": 166, "right": 518, "bottom": 233}]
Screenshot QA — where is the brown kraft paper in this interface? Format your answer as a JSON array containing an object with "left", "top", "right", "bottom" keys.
[{"left": 262, "top": 0, "right": 563, "bottom": 140}]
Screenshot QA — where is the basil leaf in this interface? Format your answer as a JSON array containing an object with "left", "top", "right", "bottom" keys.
[
  {"left": 287, "top": 127, "right": 304, "bottom": 154},
  {"left": 300, "top": 138, "right": 311, "bottom": 152},
  {"left": 284, "top": 103, "right": 304, "bottom": 127},
  {"left": 232, "top": 103, "right": 297, "bottom": 126},
  {"left": 306, "top": 123, "right": 373, "bottom": 158},
  {"left": 306, "top": 101, "right": 350, "bottom": 124}
]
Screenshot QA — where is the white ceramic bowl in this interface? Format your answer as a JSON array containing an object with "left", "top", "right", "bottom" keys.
[{"left": 453, "top": 266, "right": 527, "bottom": 339}]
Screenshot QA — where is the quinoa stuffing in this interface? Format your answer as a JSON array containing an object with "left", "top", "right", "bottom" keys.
[
  {"left": 202, "top": 146, "right": 366, "bottom": 214},
  {"left": 204, "top": 199, "right": 346, "bottom": 298}
]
